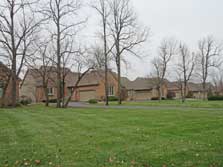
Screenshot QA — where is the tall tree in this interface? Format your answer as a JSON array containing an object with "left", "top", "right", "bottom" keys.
[
  {"left": 0, "top": 0, "right": 41, "bottom": 107},
  {"left": 196, "top": 36, "right": 223, "bottom": 100},
  {"left": 108, "top": 0, "right": 148, "bottom": 104},
  {"left": 92, "top": 0, "right": 112, "bottom": 106},
  {"left": 176, "top": 43, "right": 195, "bottom": 102},
  {"left": 41, "top": 0, "right": 86, "bottom": 108},
  {"left": 151, "top": 38, "right": 177, "bottom": 100}
]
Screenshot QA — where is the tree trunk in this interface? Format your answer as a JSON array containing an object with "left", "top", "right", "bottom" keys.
[
  {"left": 117, "top": 55, "right": 122, "bottom": 105},
  {"left": 202, "top": 82, "right": 207, "bottom": 100},
  {"left": 62, "top": 79, "right": 65, "bottom": 108},
  {"left": 11, "top": 2, "right": 17, "bottom": 108},
  {"left": 56, "top": 20, "right": 61, "bottom": 108},
  {"left": 182, "top": 82, "right": 187, "bottom": 103},
  {"left": 103, "top": 19, "right": 109, "bottom": 106},
  {"left": 64, "top": 87, "right": 76, "bottom": 108},
  {"left": 44, "top": 87, "right": 49, "bottom": 107},
  {"left": 158, "top": 84, "right": 162, "bottom": 101},
  {"left": 11, "top": 55, "right": 17, "bottom": 107}
]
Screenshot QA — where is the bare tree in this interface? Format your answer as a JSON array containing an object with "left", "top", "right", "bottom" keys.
[
  {"left": 196, "top": 36, "right": 223, "bottom": 100},
  {"left": 211, "top": 68, "right": 223, "bottom": 96},
  {"left": 0, "top": 0, "right": 42, "bottom": 107},
  {"left": 0, "top": 62, "right": 11, "bottom": 107},
  {"left": 25, "top": 39, "right": 55, "bottom": 107},
  {"left": 41, "top": 0, "right": 86, "bottom": 108},
  {"left": 108, "top": 0, "right": 148, "bottom": 104},
  {"left": 92, "top": 0, "right": 112, "bottom": 106},
  {"left": 176, "top": 43, "right": 195, "bottom": 102},
  {"left": 91, "top": 45, "right": 105, "bottom": 69},
  {"left": 63, "top": 50, "right": 96, "bottom": 108},
  {"left": 151, "top": 38, "right": 177, "bottom": 101}
]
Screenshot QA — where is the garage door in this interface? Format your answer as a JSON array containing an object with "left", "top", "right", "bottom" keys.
[
  {"left": 79, "top": 90, "right": 96, "bottom": 101},
  {"left": 135, "top": 91, "right": 152, "bottom": 100}
]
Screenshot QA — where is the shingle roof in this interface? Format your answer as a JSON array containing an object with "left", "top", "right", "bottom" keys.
[
  {"left": 167, "top": 81, "right": 213, "bottom": 92},
  {"left": 23, "top": 67, "right": 106, "bottom": 88},
  {"left": 123, "top": 77, "right": 161, "bottom": 90}
]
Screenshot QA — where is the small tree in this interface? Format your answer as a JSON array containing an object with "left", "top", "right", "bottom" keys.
[
  {"left": 26, "top": 39, "right": 55, "bottom": 107},
  {"left": 151, "top": 38, "right": 177, "bottom": 100},
  {"left": 63, "top": 50, "right": 96, "bottom": 108},
  {"left": 176, "top": 43, "right": 195, "bottom": 102},
  {"left": 196, "top": 36, "right": 223, "bottom": 100}
]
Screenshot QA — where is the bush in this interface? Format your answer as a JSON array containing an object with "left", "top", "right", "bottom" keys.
[
  {"left": 167, "top": 91, "right": 176, "bottom": 100},
  {"left": 161, "top": 97, "right": 166, "bottom": 100},
  {"left": 49, "top": 99, "right": 57, "bottom": 103},
  {"left": 20, "top": 96, "right": 32, "bottom": 106},
  {"left": 151, "top": 97, "right": 159, "bottom": 101},
  {"left": 186, "top": 91, "right": 194, "bottom": 98},
  {"left": 208, "top": 96, "right": 223, "bottom": 101},
  {"left": 108, "top": 96, "right": 118, "bottom": 101},
  {"left": 42, "top": 99, "right": 57, "bottom": 103},
  {"left": 88, "top": 99, "right": 98, "bottom": 104}
]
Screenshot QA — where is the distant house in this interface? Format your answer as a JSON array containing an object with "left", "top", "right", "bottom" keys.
[
  {"left": 167, "top": 82, "right": 213, "bottom": 99},
  {"left": 123, "top": 77, "right": 168, "bottom": 101},
  {"left": 0, "top": 62, "right": 20, "bottom": 106},
  {"left": 20, "top": 68, "right": 122, "bottom": 102}
]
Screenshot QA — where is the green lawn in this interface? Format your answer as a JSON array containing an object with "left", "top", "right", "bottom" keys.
[
  {"left": 0, "top": 105, "right": 223, "bottom": 167},
  {"left": 99, "top": 100, "right": 223, "bottom": 108}
]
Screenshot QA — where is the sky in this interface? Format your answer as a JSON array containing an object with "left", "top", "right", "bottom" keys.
[{"left": 83, "top": 0, "right": 223, "bottom": 80}]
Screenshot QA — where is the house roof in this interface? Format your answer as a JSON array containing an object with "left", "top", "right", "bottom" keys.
[
  {"left": 167, "top": 81, "right": 213, "bottom": 92},
  {"left": 22, "top": 67, "right": 110, "bottom": 88},
  {"left": 67, "top": 70, "right": 101, "bottom": 87},
  {"left": 123, "top": 77, "right": 166, "bottom": 90}
]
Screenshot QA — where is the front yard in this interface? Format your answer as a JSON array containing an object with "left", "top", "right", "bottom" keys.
[
  {"left": 0, "top": 105, "right": 223, "bottom": 167},
  {"left": 99, "top": 100, "right": 223, "bottom": 108}
]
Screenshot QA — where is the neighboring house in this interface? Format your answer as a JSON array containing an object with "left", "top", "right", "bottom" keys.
[
  {"left": 21, "top": 67, "right": 72, "bottom": 102},
  {"left": 167, "top": 82, "right": 183, "bottom": 99},
  {"left": 20, "top": 68, "right": 121, "bottom": 102},
  {"left": 188, "top": 82, "right": 213, "bottom": 99},
  {"left": 123, "top": 77, "right": 168, "bottom": 101},
  {"left": 0, "top": 62, "right": 20, "bottom": 106},
  {"left": 167, "top": 82, "right": 213, "bottom": 99},
  {"left": 69, "top": 70, "right": 120, "bottom": 101}
]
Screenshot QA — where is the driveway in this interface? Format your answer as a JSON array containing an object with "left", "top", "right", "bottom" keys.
[{"left": 68, "top": 102, "right": 223, "bottom": 111}]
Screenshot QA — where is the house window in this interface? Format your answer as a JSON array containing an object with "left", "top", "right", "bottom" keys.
[
  {"left": 108, "top": 85, "right": 114, "bottom": 96},
  {"left": 47, "top": 88, "right": 54, "bottom": 96}
]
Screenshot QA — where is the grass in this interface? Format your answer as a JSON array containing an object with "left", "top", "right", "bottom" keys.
[
  {"left": 98, "top": 100, "right": 223, "bottom": 108},
  {"left": 0, "top": 105, "right": 223, "bottom": 167}
]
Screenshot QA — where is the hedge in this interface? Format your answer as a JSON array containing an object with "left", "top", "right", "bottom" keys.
[
  {"left": 88, "top": 99, "right": 98, "bottom": 104},
  {"left": 208, "top": 96, "right": 223, "bottom": 101},
  {"left": 108, "top": 96, "right": 118, "bottom": 101}
]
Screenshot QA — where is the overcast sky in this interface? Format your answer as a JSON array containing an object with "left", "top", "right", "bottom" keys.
[{"left": 84, "top": 0, "right": 223, "bottom": 80}]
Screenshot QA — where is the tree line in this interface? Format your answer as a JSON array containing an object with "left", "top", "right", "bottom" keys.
[
  {"left": 0, "top": 0, "right": 222, "bottom": 108},
  {"left": 151, "top": 36, "right": 223, "bottom": 102},
  {"left": 0, "top": 0, "right": 148, "bottom": 108}
]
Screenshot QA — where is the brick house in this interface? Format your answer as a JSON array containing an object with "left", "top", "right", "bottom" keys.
[
  {"left": 20, "top": 68, "right": 121, "bottom": 102},
  {"left": 21, "top": 67, "right": 70, "bottom": 102},
  {"left": 122, "top": 77, "right": 168, "bottom": 101},
  {"left": 0, "top": 62, "right": 20, "bottom": 106},
  {"left": 167, "top": 82, "right": 213, "bottom": 99}
]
